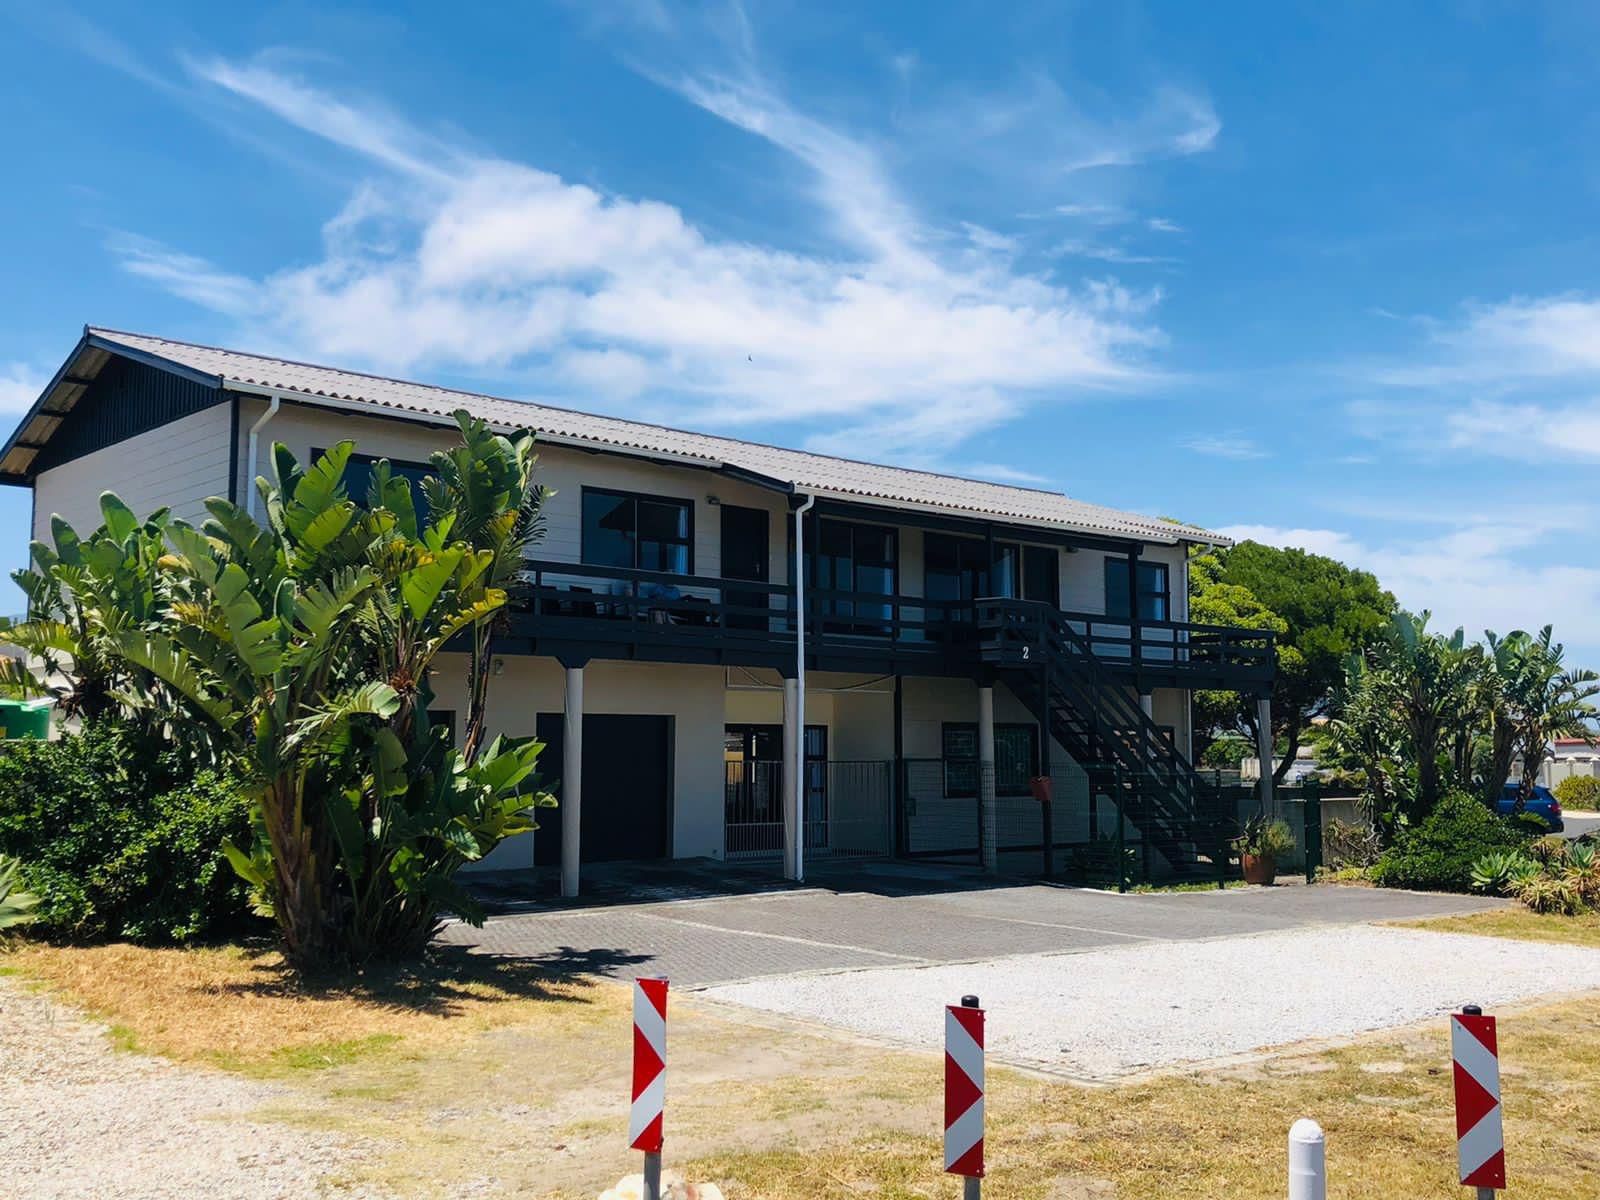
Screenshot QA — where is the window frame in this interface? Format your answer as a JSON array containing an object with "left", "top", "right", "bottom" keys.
[
  {"left": 940, "top": 720, "right": 1040, "bottom": 798},
  {"left": 580, "top": 485, "right": 695, "bottom": 575},
  {"left": 1104, "top": 558, "right": 1171, "bottom": 622}
]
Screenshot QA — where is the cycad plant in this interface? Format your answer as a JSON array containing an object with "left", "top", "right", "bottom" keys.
[{"left": 79, "top": 412, "right": 551, "bottom": 967}]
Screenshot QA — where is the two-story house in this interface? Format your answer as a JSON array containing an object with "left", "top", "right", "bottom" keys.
[{"left": 1, "top": 328, "right": 1275, "bottom": 895}]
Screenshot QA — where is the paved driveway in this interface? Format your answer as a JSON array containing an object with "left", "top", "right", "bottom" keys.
[{"left": 442, "top": 863, "right": 1504, "bottom": 987}]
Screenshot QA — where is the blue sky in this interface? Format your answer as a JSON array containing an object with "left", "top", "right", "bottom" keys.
[{"left": 2, "top": 2, "right": 1599, "bottom": 664}]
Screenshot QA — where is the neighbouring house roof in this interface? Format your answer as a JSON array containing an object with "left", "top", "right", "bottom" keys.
[{"left": 3, "top": 326, "right": 1231, "bottom": 548}]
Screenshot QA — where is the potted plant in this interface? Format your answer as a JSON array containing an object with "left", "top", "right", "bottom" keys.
[{"left": 1233, "top": 813, "right": 1295, "bottom": 885}]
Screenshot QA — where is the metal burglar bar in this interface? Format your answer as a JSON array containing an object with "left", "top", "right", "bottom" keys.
[{"left": 725, "top": 759, "right": 893, "bottom": 861}]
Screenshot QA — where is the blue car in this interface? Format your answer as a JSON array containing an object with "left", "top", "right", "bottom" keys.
[{"left": 1496, "top": 784, "right": 1564, "bottom": 832}]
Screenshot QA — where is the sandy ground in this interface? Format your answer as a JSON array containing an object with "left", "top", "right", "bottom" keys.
[
  {"left": 700, "top": 925, "right": 1600, "bottom": 1079},
  {"left": 0, "top": 976, "right": 388, "bottom": 1200}
]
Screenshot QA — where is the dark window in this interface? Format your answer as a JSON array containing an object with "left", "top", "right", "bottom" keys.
[
  {"left": 924, "top": 534, "right": 995, "bottom": 608},
  {"left": 581, "top": 488, "right": 693, "bottom": 574},
  {"left": 319, "top": 449, "right": 435, "bottom": 522},
  {"left": 1105, "top": 559, "right": 1170, "bottom": 621},
  {"left": 925, "top": 535, "right": 1051, "bottom": 605},
  {"left": 815, "top": 519, "right": 897, "bottom": 632},
  {"left": 1022, "top": 546, "right": 1059, "bottom": 607},
  {"left": 942, "top": 722, "right": 1039, "bottom": 798}
]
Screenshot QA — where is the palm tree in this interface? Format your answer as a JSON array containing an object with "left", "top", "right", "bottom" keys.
[
  {"left": 1378, "top": 611, "right": 1481, "bottom": 818},
  {"left": 1508, "top": 626, "right": 1599, "bottom": 800}
]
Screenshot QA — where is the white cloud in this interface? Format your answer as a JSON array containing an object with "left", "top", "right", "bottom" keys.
[
  {"left": 1146, "top": 216, "right": 1183, "bottom": 234},
  {"left": 1443, "top": 398, "right": 1600, "bottom": 462},
  {"left": 1182, "top": 433, "right": 1268, "bottom": 460},
  {"left": 0, "top": 364, "right": 45, "bottom": 415},
  {"left": 965, "top": 461, "right": 1051, "bottom": 486},
  {"left": 110, "top": 54, "right": 1172, "bottom": 459},
  {"left": 1219, "top": 521, "right": 1600, "bottom": 665}
]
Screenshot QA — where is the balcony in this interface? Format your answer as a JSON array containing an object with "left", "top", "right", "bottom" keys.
[{"left": 499, "top": 558, "right": 1273, "bottom": 689}]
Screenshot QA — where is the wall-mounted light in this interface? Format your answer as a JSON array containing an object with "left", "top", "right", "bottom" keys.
[
  {"left": 706, "top": 495, "right": 721, "bottom": 506},
  {"left": 492, "top": 658, "right": 505, "bottom": 676}
]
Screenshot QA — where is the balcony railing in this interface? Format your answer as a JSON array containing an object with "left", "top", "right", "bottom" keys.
[{"left": 505, "top": 557, "right": 1273, "bottom": 684}]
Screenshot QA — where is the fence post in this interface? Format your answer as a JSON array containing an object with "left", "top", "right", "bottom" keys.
[
  {"left": 1303, "top": 776, "right": 1323, "bottom": 884},
  {"left": 1288, "top": 1118, "right": 1326, "bottom": 1200},
  {"left": 1115, "top": 765, "right": 1128, "bottom": 894}
]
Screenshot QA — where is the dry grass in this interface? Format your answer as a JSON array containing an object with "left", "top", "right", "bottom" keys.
[
  {"left": 8, "top": 923, "right": 1600, "bottom": 1198},
  {"left": 1402, "top": 906, "right": 1600, "bottom": 949},
  {"left": 3, "top": 938, "right": 613, "bottom": 1074}
]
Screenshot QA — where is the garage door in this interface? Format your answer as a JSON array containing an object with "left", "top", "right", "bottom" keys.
[{"left": 532, "top": 714, "right": 673, "bottom": 864}]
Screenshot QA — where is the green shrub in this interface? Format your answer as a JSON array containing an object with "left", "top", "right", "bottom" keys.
[
  {"left": 1370, "top": 789, "right": 1526, "bottom": 892},
  {"left": 0, "top": 722, "right": 258, "bottom": 943},
  {"left": 1555, "top": 774, "right": 1600, "bottom": 811}
]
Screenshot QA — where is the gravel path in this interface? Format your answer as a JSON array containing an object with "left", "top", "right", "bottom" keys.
[
  {"left": 0, "top": 976, "right": 388, "bottom": 1200},
  {"left": 701, "top": 926, "right": 1600, "bottom": 1080}
]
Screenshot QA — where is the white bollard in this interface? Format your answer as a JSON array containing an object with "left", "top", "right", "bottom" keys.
[{"left": 1288, "top": 1117, "right": 1326, "bottom": 1200}]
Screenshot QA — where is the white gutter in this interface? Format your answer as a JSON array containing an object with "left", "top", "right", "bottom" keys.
[
  {"left": 241, "top": 391, "right": 283, "bottom": 520},
  {"left": 792, "top": 491, "right": 816, "bottom": 883}
]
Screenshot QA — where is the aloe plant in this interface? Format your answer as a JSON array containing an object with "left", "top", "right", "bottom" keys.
[{"left": 0, "top": 855, "right": 40, "bottom": 931}]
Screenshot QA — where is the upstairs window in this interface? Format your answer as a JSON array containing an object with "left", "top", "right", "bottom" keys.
[
  {"left": 581, "top": 488, "right": 693, "bottom": 574},
  {"left": 320, "top": 449, "right": 435, "bottom": 523},
  {"left": 1104, "top": 559, "right": 1170, "bottom": 621}
]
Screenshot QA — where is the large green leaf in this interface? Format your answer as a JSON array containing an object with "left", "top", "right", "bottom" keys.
[{"left": 401, "top": 548, "right": 465, "bottom": 621}]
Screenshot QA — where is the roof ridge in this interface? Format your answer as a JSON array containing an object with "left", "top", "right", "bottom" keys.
[{"left": 88, "top": 327, "right": 1084, "bottom": 503}]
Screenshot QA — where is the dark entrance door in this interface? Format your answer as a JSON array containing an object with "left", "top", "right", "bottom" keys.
[
  {"left": 532, "top": 714, "right": 673, "bottom": 865},
  {"left": 720, "top": 505, "right": 769, "bottom": 630}
]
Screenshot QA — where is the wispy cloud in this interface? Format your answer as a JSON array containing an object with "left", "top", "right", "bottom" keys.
[
  {"left": 1359, "top": 293, "right": 1600, "bottom": 463},
  {"left": 966, "top": 461, "right": 1052, "bottom": 486},
  {"left": 0, "top": 364, "right": 46, "bottom": 415},
  {"left": 102, "top": 43, "right": 1179, "bottom": 459},
  {"left": 1182, "top": 433, "right": 1268, "bottom": 460}
]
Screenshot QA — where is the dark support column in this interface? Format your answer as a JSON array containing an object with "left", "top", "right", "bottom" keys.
[
  {"left": 1038, "top": 663, "right": 1053, "bottom": 880},
  {"left": 892, "top": 674, "right": 906, "bottom": 858},
  {"left": 1125, "top": 548, "right": 1143, "bottom": 677}
]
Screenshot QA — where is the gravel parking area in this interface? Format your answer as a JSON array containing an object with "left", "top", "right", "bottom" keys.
[
  {"left": 701, "top": 925, "right": 1600, "bottom": 1080},
  {"left": 0, "top": 977, "right": 385, "bottom": 1200}
]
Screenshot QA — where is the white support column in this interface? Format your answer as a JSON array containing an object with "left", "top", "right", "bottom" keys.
[
  {"left": 1256, "top": 693, "right": 1275, "bottom": 818},
  {"left": 561, "top": 665, "right": 584, "bottom": 898},
  {"left": 782, "top": 675, "right": 801, "bottom": 880},
  {"left": 978, "top": 685, "right": 998, "bottom": 873}
]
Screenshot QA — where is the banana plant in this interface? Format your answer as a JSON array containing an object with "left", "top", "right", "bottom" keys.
[
  {"left": 106, "top": 413, "right": 551, "bottom": 967},
  {"left": 0, "top": 494, "right": 175, "bottom": 725}
]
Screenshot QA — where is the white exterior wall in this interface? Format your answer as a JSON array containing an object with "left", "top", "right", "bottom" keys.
[
  {"left": 32, "top": 401, "right": 233, "bottom": 540},
  {"left": 235, "top": 398, "right": 792, "bottom": 585}
]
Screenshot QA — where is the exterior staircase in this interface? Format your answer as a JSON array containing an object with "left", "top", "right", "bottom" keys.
[{"left": 978, "top": 598, "right": 1232, "bottom": 879}]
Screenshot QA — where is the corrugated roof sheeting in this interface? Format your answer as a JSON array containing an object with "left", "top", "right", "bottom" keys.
[{"left": 76, "top": 328, "right": 1221, "bottom": 546}]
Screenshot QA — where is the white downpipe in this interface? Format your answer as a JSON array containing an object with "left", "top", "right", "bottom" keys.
[
  {"left": 792, "top": 492, "right": 816, "bottom": 883},
  {"left": 243, "top": 393, "right": 282, "bottom": 520}
]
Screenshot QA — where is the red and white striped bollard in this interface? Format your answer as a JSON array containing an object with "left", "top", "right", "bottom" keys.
[
  {"left": 1452, "top": 1003, "right": 1506, "bottom": 1197},
  {"left": 945, "top": 994, "right": 985, "bottom": 1199},
  {"left": 630, "top": 977, "right": 669, "bottom": 1200}
]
